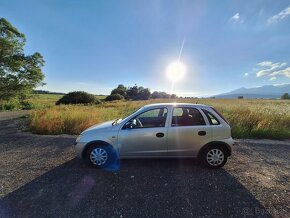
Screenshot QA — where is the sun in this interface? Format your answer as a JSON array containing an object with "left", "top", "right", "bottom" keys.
[{"left": 166, "top": 61, "right": 186, "bottom": 82}]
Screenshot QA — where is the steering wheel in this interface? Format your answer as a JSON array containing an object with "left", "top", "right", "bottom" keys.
[{"left": 136, "top": 118, "right": 143, "bottom": 127}]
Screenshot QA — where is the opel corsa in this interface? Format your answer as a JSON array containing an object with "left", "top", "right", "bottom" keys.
[{"left": 74, "top": 103, "right": 234, "bottom": 169}]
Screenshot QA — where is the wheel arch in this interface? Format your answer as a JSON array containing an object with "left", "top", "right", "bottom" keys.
[
  {"left": 82, "top": 140, "right": 114, "bottom": 159},
  {"left": 197, "top": 141, "right": 232, "bottom": 159}
]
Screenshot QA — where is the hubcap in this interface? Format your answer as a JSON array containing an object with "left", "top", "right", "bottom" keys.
[
  {"left": 206, "top": 148, "right": 224, "bottom": 166},
  {"left": 90, "top": 148, "right": 108, "bottom": 166}
]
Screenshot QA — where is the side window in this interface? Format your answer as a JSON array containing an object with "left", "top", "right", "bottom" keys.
[
  {"left": 124, "top": 108, "right": 168, "bottom": 129},
  {"left": 202, "top": 109, "right": 220, "bottom": 125},
  {"left": 138, "top": 109, "right": 160, "bottom": 118},
  {"left": 172, "top": 108, "right": 183, "bottom": 116},
  {"left": 172, "top": 107, "right": 206, "bottom": 126}
]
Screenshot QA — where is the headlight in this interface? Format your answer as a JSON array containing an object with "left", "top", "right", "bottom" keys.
[{"left": 76, "top": 135, "right": 81, "bottom": 143}]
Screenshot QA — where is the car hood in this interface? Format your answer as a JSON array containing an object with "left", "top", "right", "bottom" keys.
[{"left": 82, "top": 120, "right": 115, "bottom": 134}]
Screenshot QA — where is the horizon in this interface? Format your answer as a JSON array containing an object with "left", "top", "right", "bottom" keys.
[
  {"left": 1, "top": 0, "right": 290, "bottom": 97},
  {"left": 35, "top": 82, "right": 290, "bottom": 98}
]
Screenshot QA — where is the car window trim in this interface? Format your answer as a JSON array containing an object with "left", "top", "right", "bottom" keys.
[{"left": 121, "top": 107, "right": 168, "bottom": 130}]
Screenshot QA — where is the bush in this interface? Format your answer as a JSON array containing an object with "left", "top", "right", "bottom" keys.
[
  {"left": 0, "top": 98, "right": 22, "bottom": 110},
  {"left": 126, "top": 86, "right": 151, "bottom": 100},
  {"left": 281, "top": 93, "right": 290, "bottom": 99},
  {"left": 105, "top": 94, "right": 124, "bottom": 101},
  {"left": 111, "top": 84, "right": 127, "bottom": 98},
  {"left": 151, "top": 91, "right": 171, "bottom": 99},
  {"left": 20, "top": 101, "right": 36, "bottom": 110},
  {"left": 56, "top": 91, "right": 97, "bottom": 105}
]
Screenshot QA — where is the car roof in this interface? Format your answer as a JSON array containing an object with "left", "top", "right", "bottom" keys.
[{"left": 143, "top": 103, "right": 210, "bottom": 109}]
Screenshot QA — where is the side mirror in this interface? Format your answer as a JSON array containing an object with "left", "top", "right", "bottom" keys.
[{"left": 125, "top": 119, "right": 137, "bottom": 129}]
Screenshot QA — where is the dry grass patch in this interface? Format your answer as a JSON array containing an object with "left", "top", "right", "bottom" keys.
[{"left": 28, "top": 99, "right": 290, "bottom": 139}]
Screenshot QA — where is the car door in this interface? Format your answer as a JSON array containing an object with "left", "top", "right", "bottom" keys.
[
  {"left": 118, "top": 107, "right": 168, "bottom": 157},
  {"left": 167, "top": 107, "right": 212, "bottom": 157}
]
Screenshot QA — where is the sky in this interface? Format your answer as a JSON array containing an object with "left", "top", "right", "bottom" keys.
[{"left": 1, "top": 0, "right": 290, "bottom": 96}]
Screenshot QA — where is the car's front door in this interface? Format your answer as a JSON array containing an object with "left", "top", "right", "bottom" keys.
[
  {"left": 167, "top": 107, "right": 212, "bottom": 157},
  {"left": 118, "top": 107, "right": 168, "bottom": 157}
]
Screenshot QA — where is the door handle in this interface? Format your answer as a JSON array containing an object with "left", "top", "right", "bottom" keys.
[
  {"left": 156, "top": 132, "right": 165, "bottom": 138},
  {"left": 198, "top": 131, "right": 206, "bottom": 136}
]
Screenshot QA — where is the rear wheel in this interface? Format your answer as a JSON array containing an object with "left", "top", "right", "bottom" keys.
[
  {"left": 85, "top": 144, "right": 116, "bottom": 168},
  {"left": 200, "top": 145, "right": 228, "bottom": 169}
]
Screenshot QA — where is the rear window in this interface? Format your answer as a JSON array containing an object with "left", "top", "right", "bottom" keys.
[
  {"left": 211, "top": 107, "right": 229, "bottom": 124},
  {"left": 202, "top": 109, "right": 220, "bottom": 125}
]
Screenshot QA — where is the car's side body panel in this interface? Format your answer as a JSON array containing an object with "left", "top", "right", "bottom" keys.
[
  {"left": 167, "top": 125, "right": 212, "bottom": 157},
  {"left": 118, "top": 126, "right": 168, "bottom": 157},
  {"left": 74, "top": 103, "right": 235, "bottom": 161}
]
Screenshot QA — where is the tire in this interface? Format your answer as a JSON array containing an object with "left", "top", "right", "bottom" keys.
[
  {"left": 200, "top": 145, "right": 228, "bottom": 169},
  {"left": 85, "top": 144, "right": 116, "bottom": 169}
]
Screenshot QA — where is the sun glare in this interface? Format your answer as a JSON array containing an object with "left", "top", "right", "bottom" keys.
[{"left": 166, "top": 61, "right": 186, "bottom": 82}]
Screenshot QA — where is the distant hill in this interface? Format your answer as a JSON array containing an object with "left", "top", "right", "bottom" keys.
[{"left": 213, "top": 84, "right": 290, "bottom": 99}]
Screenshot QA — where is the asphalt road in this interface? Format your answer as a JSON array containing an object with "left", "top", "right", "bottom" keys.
[{"left": 0, "top": 119, "right": 289, "bottom": 218}]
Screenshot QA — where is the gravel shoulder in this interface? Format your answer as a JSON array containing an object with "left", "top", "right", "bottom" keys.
[
  {"left": 0, "top": 111, "right": 30, "bottom": 121},
  {"left": 0, "top": 119, "right": 289, "bottom": 217}
]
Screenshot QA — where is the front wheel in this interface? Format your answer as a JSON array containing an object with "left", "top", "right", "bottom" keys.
[
  {"left": 85, "top": 144, "right": 116, "bottom": 168},
  {"left": 200, "top": 146, "right": 228, "bottom": 169}
]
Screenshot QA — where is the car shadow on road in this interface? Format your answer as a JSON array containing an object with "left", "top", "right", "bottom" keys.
[{"left": 0, "top": 158, "right": 272, "bottom": 218}]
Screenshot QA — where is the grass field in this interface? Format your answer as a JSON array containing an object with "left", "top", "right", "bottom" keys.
[
  {"left": 28, "top": 96, "right": 290, "bottom": 139},
  {"left": 26, "top": 94, "right": 106, "bottom": 108}
]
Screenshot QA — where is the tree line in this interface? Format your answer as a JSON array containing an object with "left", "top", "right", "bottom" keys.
[{"left": 105, "top": 84, "right": 177, "bottom": 101}]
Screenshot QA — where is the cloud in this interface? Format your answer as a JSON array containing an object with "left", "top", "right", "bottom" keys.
[
  {"left": 267, "top": 6, "right": 290, "bottom": 24},
  {"left": 244, "top": 73, "right": 249, "bottom": 77},
  {"left": 270, "top": 67, "right": 290, "bottom": 78},
  {"left": 269, "top": 76, "right": 277, "bottom": 81},
  {"left": 229, "top": 13, "right": 243, "bottom": 24},
  {"left": 256, "top": 61, "right": 287, "bottom": 77},
  {"left": 257, "top": 61, "right": 275, "bottom": 67}
]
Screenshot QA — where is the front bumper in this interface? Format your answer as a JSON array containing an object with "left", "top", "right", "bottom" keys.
[{"left": 73, "top": 142, "right": 87, "bottom": 159}]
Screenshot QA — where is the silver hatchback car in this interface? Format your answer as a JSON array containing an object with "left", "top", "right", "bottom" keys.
[{"left": 74, "top": 103, "right": 234, "bottom": 169}]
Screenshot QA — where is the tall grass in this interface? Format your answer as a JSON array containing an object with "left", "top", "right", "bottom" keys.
[{"left": 28, "top": 99, "right": 290, "bottom": 139}]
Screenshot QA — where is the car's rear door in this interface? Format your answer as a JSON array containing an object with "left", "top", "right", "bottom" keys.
[
  {"left": 167, "top": 107, "right": 212, "bottom": 157},
  {"left": 118, "top": 107, "right": 169, "bottom": 157}
]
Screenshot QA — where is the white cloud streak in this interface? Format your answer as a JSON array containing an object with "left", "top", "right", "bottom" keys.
[
  {"left": 270, "top": 67, "right": 290, "bottom": 78},
  {"left": 256, "top": 61, "right": 287, "bottom": 77},
  {"left": 267, "top": 6, "right": 290, "bottom": 24}
]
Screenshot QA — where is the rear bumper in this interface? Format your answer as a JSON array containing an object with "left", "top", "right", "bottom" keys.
[
  {"left": 73, "top": 142, "right": 87, "bottom": 159},
  {"left": 224, "top": 137, "right": 235, "bottom": 147},
  {"left": 221, "top": 137, "right": 235, "bottom": 156}
]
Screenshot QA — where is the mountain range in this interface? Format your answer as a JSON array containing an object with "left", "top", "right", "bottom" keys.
[{"left": 213, "top": 84, "right": 290, "bottom": 99}]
